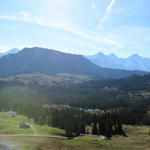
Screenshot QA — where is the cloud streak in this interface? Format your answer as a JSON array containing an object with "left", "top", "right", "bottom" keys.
[
  {"left": 97, "top": 0, "right": 116, "bottom": 30},
  {"left": 0, "top": 7, "right": 121, "bottom": 49}
]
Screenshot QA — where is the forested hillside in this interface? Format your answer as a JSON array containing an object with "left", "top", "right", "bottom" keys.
[{"left": 79, "top": 74, "right": 150, "bottom": 92}]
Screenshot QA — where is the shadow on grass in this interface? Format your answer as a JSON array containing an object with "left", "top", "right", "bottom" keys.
[{"left": 0, "top": 144, "right": 17, "bottom": 150}]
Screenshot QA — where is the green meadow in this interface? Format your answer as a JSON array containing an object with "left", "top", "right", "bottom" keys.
[{"left": 0, "top": 113, "right": 150, "bottom": 150}]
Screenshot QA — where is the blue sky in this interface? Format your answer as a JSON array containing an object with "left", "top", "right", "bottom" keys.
[{"left": 0, "top": 0, "right": 150, "bottom": 57}]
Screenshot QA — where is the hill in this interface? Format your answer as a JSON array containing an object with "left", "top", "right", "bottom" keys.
[
  {"left": 0, "top": 47, "right": 146, "bottom": 79},
  {"left": 0, "top": 73, "right": 91, "bottom": 87},
  {"left": 79, "top": 73, "right": 150, "bottom": 92},
  {"left": 86, "top": 52, "right": 150, "bottom": 72},
  {"left": 0, "top": 112, "right": 65, "bottom": 136},
  {"left": 0, "top": 74, "right": 149, "bottom": 110}
]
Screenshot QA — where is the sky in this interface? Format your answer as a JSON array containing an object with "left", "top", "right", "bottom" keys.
[{"left": 0, "top": 0, "right": 150, "bottom": 58}]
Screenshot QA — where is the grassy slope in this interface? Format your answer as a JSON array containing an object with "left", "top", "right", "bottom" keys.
[
  {"left": 34, "top": 125, "right": 65, "bottom": 136},
  {"left": 0, "top": 125, "right": 150, "bottom": 150},
  {"left": 109, "top": 125, "right": 150, "bottom": 150},
  {"left": 0, "top": 105, "right": 150, "bottom": 149},
  {"left": 0, "top": 113, "right": 65, "bottom": 136},
  {"left": 0, "top": 113, "right": 150, "bottom": 150}
]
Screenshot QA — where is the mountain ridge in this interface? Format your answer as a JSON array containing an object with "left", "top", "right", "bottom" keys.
[
  {"left": 0, "top": 48, "right": 19, "bottom": 57},
  {"left": 0, "top": 47, "right": 146, "bottom": 79},
  {"left": 86, "top": 52, "right": 150, "bottom": 72}
]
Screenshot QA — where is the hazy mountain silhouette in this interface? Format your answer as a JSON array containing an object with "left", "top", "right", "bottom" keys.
[
  {"left": 0, "top": 47, "right": 146, "bottom": 79},
  {"left": 86, "top": 52, "right": 150, "bottom": 72},
  {"left": 0, "top": 48, "right": 19, "bottom": 57}
]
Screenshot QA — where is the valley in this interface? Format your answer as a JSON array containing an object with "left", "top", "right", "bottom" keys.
[
  {"left": 1, "top": 0, "right": 150, "bottom": 149},
  {"left": 0, "top": 48, "right": 149, "bottom": 150}
]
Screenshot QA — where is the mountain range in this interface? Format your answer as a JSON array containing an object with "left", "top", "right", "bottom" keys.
[
  {"left": 0, "top": 47, "right": 146, "bottom": 80},
  {"left": 85, "top": 52, "right": 150, "bottom": 72}
]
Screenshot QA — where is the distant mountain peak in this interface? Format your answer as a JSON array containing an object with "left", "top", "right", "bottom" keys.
[
  {"left": 96, "top": 52, "right": 105, "bottom": 57},
  {"left": 86, "top": 52, "right": 150, "bottom": 72},
  {"left": 108, "top": 53, "right": 117, "bottom": 58},
  {"left": 128, "top": 54, "right": 140, "bottom": 59},
  {"left": 0, "top": 47, "right": 145, "bottom": 79},
  {"left": 0, "top": 48, "right": 19, "bottom": 58},
  {"left": 6, "top": 48, "right": 19, "bottom": 54}
]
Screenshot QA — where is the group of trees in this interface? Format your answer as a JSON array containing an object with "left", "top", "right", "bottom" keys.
[
  {"left": 90, "top": 108, "right": 149, "bottom": 138},
  {"left": 79, "top": 74, "right": 150, "bottom": 92},
  {"left": 0, "top": 80, "right": 150, "bottom": 138},
  {"left": 1, "top": 93, "right": 150, "bottom": 139}
]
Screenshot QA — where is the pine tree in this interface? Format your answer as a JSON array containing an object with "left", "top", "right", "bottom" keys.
[{"left": 92, "top": 122, "right": 97, "bottom": 135}]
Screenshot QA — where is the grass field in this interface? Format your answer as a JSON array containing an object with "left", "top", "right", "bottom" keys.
[
  {"left": 0, "top": 112, "right": 65, "bottom": 136},
  {"left": 0, "top": 113, "right": 150, "bottom": 150}
]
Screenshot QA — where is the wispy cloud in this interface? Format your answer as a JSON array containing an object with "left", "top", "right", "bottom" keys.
[
  {"left": 91, "top": 3, "right": 96, "bottom": 9},
  {"left": 97, "top": 0, "right": 116, "bottom": 30},
  {"left": 56, "top": 35, "right": 100, "bottom": 52},
  {"left": 107, "top": 0, "right": 116, "bottom": 11},
  {"left": 0, "top": 15, "right": 34, "bottom": 23},
  {"left": 0, "top": 2, "right": 121, "bottom": 50},
  {"left": 0, "top": 13, "right": 121, "bottom": 48}
]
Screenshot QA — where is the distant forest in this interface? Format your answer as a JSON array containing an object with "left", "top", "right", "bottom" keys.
[{"left": 0, "top": 74, "right": 150, "bottom": 138}]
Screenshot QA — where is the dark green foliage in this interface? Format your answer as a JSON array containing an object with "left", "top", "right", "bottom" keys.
[
  {"left": 0, "top": 73, "right": 150, "bottom": 139},
  {"left": 80, "top": 74, "right": 150, "bottom": 92},
  {"left": 92, "top": 122, "right": 97, "bottom": 135}
]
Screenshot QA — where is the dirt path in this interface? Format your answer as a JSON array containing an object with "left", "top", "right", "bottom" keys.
[
  {"left": 0, "top": 134, "right": 67, "bottom": 139},
  {"left": 26, "top": 123, "right": 38, "bottom": 135}
]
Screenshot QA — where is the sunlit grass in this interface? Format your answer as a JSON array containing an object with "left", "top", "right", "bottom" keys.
[
  {"left": 34, "top": 124, "right": 65, "bottom": 136},
  {"left": 0, "top": 113, "right": 150, "bottom": 150},
  {"left": 0, "top": 125, "right": 150, "bottom": 150},
  {"left": 0, "top": 121, "right": 33, "bottom": 135}
]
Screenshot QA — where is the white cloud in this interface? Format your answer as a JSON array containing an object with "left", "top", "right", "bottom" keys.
[
  {"left": 91, "top": 3, "right": 96, "bottom": 9},
  {"left": 0, "top": 15, "right": 34, "bottom": 23},
  {"left": 20, "top": 11, "right": 30, "bottom": 18},
  {"left": 0, "top": 12, "right": 121, "bottom": 48},
  {"left": 97, "top": 0, "right": 116, "bottom": 30},
  {"left": 107, "top": 0, "right": 116, "bottom": 11},
  {"left": 0, "top": 0, "right": 121, "bottom": 50}
]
